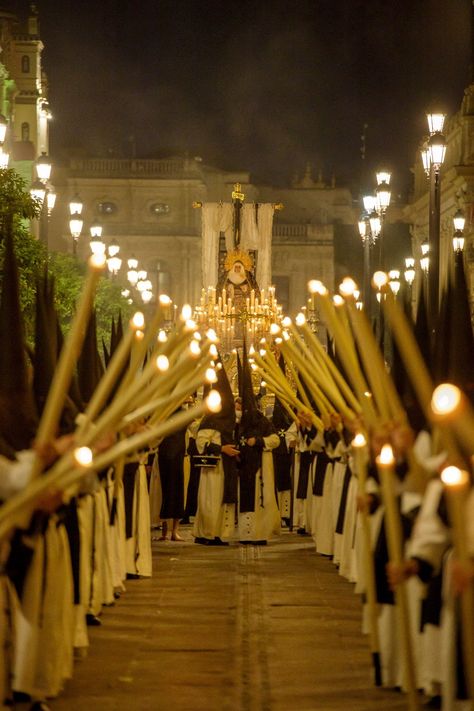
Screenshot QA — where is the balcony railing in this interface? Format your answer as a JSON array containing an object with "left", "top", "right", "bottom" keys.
[{"left": 69, "top": 157, "right": 201, "bottom": 179}]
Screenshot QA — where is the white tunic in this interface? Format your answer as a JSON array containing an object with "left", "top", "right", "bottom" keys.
[{"left": 192, "top": 429, "right": 236, "bottom": 541}]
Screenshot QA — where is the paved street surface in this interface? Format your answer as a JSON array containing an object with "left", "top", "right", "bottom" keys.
[{"left": 51, "top": 530, "right": 410, "bottom": 711}]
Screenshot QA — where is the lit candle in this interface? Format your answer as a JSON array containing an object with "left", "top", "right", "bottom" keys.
[
  {"left": 376, "top": 444, "right": 419, "bottom": 708},
  {"left": 440, "top": 466, "right": 474, "bottom": 699},
  {"left": 352, "top": 433, "right": 381, "bottom": 685}
]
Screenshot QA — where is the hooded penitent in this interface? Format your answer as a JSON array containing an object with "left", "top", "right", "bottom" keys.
[
  {"left": 0, "top": 223, "right": 38, "bottom": 452},
  {"left": 446, "top": 250, "right": 474, "bottom": 404},
  {"left": 271, "top": 353, "right": 293, "bottom": 493},
  {"left": 239, "top": 341, "right": 275, "bottom": 512},
  {"left": 199, "top": 353, "right": 237, "bottom": 504},
  {"left": 77, "top": 308, "right": 104, "bottom": 406},
  {"left": 389, "top": 283, "right": 427, "bottom": 433}
]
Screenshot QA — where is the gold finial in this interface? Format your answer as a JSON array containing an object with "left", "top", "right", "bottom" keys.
[{"left": 232, "top": 182, "right": 245, "bottom": 202}]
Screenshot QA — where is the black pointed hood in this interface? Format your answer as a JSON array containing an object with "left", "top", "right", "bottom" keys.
[
  {"left": 0, "top": 223, "right": 38, "bottom": 450},
  {"left": 447, "top": 251, "right": 474, "bottom": 403},
  {"left": 414, "top": 279, "right": 432, "bottom": 376},
  {"left": 77, "top": 309, "right": 104, "bottom": 405},
  {"left": 271, "top": 353, "right": 292, "bottom": 430},
  {"left": 199, "top": 353, "right": 235, "bottom": 439},
  {"left": 32, "top": 270, "right": 57, "bottom": 418}
]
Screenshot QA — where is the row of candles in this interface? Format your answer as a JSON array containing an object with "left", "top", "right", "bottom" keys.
[{"left": 193, "top": 285, "right": 283, "bottom": 346}]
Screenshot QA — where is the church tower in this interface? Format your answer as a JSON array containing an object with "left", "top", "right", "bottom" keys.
[{"left": 0, "top": 2, "right": 50, "bottom": 175}]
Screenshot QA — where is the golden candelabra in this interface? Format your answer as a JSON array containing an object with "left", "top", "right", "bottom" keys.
[{"left": 193, "top": 284, "right": 283, "bottom": 351}]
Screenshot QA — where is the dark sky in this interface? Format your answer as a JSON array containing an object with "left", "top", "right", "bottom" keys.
[{"left": 8, "top": 0, "right": 474, "bottom": 195}]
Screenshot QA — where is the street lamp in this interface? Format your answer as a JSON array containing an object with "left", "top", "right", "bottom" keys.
[
  {"left": 0, "top": 148, "right": 9, "bottom": 169},
  {"left": 69, "top": 193, "right": 83, "bottom": 216},
  {"left": 46, "top": 186, "right": 56, "bottom": 215},
  {"left": 452, "top": 209, "right": 465, "bottom": 253},
  {"left": 404, "top": 257, "right": 416, "bottom": 286},
  {"left": 108, "top": 239, "right": 120, "bottom": 258},
  {"left": 127, "top": 268, "right": 138, "bottom": 286},
  {"left": 0, "top": 114, "right": 8, "bottom": 145},
  {"left": 30, "top": 179, "right": 46, "bottom": 204},
  {"left": 89, "top": 222, "right": 105, "bottom": 256},
  {"left": 388, "top": 270, "right": 401, "bottom": 296},
  {"left": 107, "top": 255, "right": 122, "bottom": 276},
  {"left": 68, "top": 193, "right": 83, "bottom": 256},
  {"left": 35, "top": 152, "right": 52, "bottom": 182},
  {"left": 420, "top": 241, "right": 430, "bottom": 274},
  {"left": 423, "top": 111, "right": 446, "bottom": 338},
  {"left": 30, "top": 153, "right": 55, "bottom": 248},
  {"left": 69, "top": 212, "right": 83, "bottom": 256}
]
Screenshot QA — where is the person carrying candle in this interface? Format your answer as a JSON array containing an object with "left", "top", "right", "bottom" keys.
[
  {"left": 237, "top": 344, "right": 280, "bottom": 545},
  {"left": 193, "top": 357, "right": 239, "bottom": 546}
]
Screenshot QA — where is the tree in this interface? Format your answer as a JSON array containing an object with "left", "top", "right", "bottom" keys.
[
  {"left": 0, "top": 167, "right": 134, "bottom": 350},
  {"left": 48, "top": 252, "right": 135, "bottom": 347}
]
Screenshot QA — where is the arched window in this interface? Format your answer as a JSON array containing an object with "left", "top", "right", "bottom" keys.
[
  {"left": 21, "top": 55, "right": 30, "bottom": 73},
  {"left": 21, "top": 122, "right": 30, "bottom": 141}
]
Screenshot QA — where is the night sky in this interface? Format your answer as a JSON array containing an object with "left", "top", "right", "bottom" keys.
[{"left": 6, "top": 0, "right": 474, "bottom": 196}]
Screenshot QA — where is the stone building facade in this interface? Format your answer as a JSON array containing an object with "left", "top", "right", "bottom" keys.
[
  {"left": 0, "top": 3, "right": 50, "bottom": 181},
  {"left": 47, "top": 157, "right": 357, "bottom": 315},
  {"left": 405, "top": 82, "right": 474, "bottom": 302}
]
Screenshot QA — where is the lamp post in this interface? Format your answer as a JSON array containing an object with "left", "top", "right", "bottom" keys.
[
  {"left": 69, "top": 193, "right": 83, "bottom": 256},
  {"left": 358, "top": 174, "right": 390, "bottom": 323},
  {"left": 375, "top": 170, "right": 392, "bottom": 268},
  {"left": 422, "top": 112, "right": 447, "bottom": 338},
  {"left": 89, "top": 221, "right": 105, "bottom": 256},
  {"left": 0, "top": 114, "right": 8, "bottom": 145},
  {"left": 452, "top": 208, "right": 466, "bottom": 254},
  {"left": 107, "top": 240, "right": 122, "bottom": 277},
  {"left": 404, "top": 257, "right": 416, "bottom": 315},
  {"left": 30, "top": 152, "right": 54, "bottom": 248}
]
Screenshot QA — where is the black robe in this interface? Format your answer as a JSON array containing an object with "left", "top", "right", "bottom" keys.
[{"left": 158, "top": 427, "right": 186, "bottom": 519}]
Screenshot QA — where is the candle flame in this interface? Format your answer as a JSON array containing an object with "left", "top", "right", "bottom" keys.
[
  {"left": 193, "top": 331, "right": 202, "bottom": 341},
  {"left": 282, "top": 330, "right": 290, "bottom": 341},
  {"left": 206, "top": 329, "right": 218, "bottom": 342},
  {"left": 352, "top": 433, "right": 367, "bottom": 448},
  {"left": 135, "top": 330, "right": 144, "bottom": 341},
  {"left": 205, "top": 368, "right": 218, "bottom": 383},
  {"left": 209, "top": 344, "right": 218, "bottom": 358},
  {"left": 308, "top": 279, "right": 327, "bottom": 295},
  {"left": 378, "top": 444, "right": 394, "bottom": 465},
  {"left": 189, "top": 340, "right": 201, "bottom": 357},
  {"left": 441, "top": 466, "right": 469, "bottom": 487},
  {"left": 339, "top": 277, "right": 358, "bottom": 296},
  {"left": 159, "top": 294, "right": 172, "bottom": 306},
  {"left": 431, "top": 383, "right": 462, "bottom": 415},
  {"left": 282, "top": 316, "right": 292, "bottom": 327},
  {"left": 181, "top": 304, "right": 192, "bottom": 321},
  {"left": 156, "top": 355, "right": 169, "bottom": 372},
  {"left": 333, "top": 295, "right": 344, "bottom": 306},
  {"left": 295, "top": 312, "right": 306, "bottom": 326},
  {"left": 270, "top": 323, "right": 281, "bottom": 335},
  {"left": 157, "top": 330, "right": 167, "bottom": 343},
  {"left": 131, "top": 311, "right": 145, "bottom": 329},
  {"left": 74, "top": 446, "right": 93, "bottom": 467},
  {"left": 89, "top": 254, "right": 107, "bottom": 269},
  {"left": 275, "top": 337, "right": 283, "bottom": 344},
  {"left": 185, "top": 319, "right": 197, "bottom": 332},
  {"left": 206, "top": 389, "right": 222, "bottom": 413}
]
